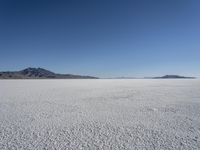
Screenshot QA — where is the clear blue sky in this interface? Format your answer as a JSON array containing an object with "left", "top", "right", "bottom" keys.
[{"left": 0, "top": 0, "right": 200, "bottom": 78}]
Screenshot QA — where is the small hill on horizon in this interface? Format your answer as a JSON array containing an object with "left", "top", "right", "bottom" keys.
[
  {"left": 0, "top": 67, "right": 98, "bottom": 79},
  {"left": 153, "top": 75, "right": 195, "bottom": 79}
]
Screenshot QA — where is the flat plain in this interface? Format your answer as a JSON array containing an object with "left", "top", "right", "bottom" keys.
[{"left": 0, "top": 79, "right": 200, "bottom": 150}]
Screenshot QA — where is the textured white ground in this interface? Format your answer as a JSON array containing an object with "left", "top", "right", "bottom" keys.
[{"left": 0, "top": 79, "right": 200, "bottom": 150}]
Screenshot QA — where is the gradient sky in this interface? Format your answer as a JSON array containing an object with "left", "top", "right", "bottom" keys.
[{"left": 0, "top": 0, "right": 200, "bottom": 78}]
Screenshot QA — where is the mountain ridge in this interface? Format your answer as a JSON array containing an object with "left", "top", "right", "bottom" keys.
[{"left": 0, "top": 67, "right": 98, "bottom": 79}]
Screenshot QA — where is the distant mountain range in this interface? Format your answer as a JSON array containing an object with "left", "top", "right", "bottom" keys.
[
  {"left": 153, "top": 75, "right": 195, "bottom": 79},
  {"left": 0, "top": 68, "right": 98, "bottom": 79},
  {"left": 0, "top": 68, "right": 196, "bottom": 79}
]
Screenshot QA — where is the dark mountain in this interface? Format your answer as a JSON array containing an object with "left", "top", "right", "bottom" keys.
[
  {"left": 0, "top": 68, "right": 98, "bottom": 79},
  {"left": 153, "top": 75, "right": 195, "bottom": 79}
]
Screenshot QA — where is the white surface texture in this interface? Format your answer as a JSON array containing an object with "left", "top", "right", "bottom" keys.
[{"left": 0, "top": 79, "right": 200, "bottom": 150}]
